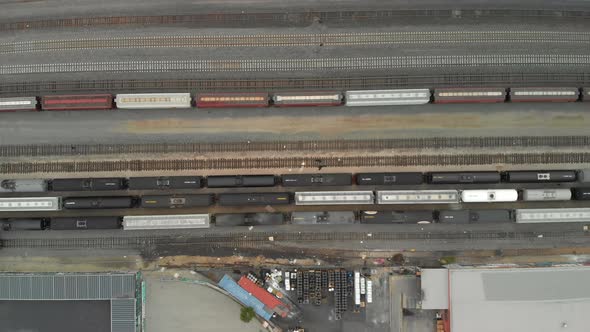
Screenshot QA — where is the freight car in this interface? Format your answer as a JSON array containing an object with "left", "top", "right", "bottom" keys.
[
  {"left": 272, "top": 91, "right": 343, "bottom": 107},
  {"left": 41, "top": 94, "right": 113, "bottom": 111},
  {"left": 428, "top": 172, "right": 501, "bottom": 184},
  {"left": 214, "top": 213, "right": 285, "bottom": 226},
  {"left": 127, "top": 176, "right": 202, "bottom": 190},
  {"left": 1, "top": 218, "right": 45, "bottom": 231},
  {"left": 218, "top": 192, "right": 290, "bottom": 206},
  {"left": 376, "top": 190, "right": 459, "bottom": 204},
  {"left": 207, "top": 175, "right": 275, "bottom": 188},
  {"left": 51, "top": 178, "right": 125, "bottom": 191},
  {"left": 291, "top": 211, "right": 356, "bottom": 224},
  {"left": 281, "top": 173, "right": 352, "bottom": 187},
  {"left": 522, "top": 189, "right": 572, "bottom": 201},
  {"left": 62, "top": 196, "right": 134, "bottom": 209},
  {"left": 49, "top": 217, "right": 121, "bottom": 230},
  {"left": 122, "top": 214, "right": 210, "bottom": 230},
  {"left": 0, "top": 197, "right": 61, "bottom": 212},
  {"left": 114, "top": 93, "right": 192, "bottom": 109},
  {"left": 460, "top": 189, "right": 518, "bottom": 203},
  {"left": 438, "top": 209, "right": 512, "bottom": 223},
  {"left": 360, "top": 210, "right": 434, "bottom": 224},
  {"left": 140, "top": 194, "right": 214, "bottom": 208},
  {"left": 433, "top": 88, "right": 506, "bottom": 104},
  {"left": 355, "top": 172, "right": 424, "bottom": 186},
  {"left": 515, "top": 208, "right": 590, "bottom": 223},
  {"left": 0, "top": 179, "right": 48, "bottom": 193},
  {"left": 572, "top": 188, "right": 590, "bottom": 200},
  {"left": 504, "top": 170, "right": 577, "bottom": 183},
  {"left": 196, "top": 92, "right": 269, "bottom": 108},
  {"left": 294, "top": 191, "right": 374, "bottom": 205},
  {"left": 345, "top": 89, "right": 430, "bottom": 106},
  {"left": 0, "top": 97, "right": 38, "bottom": 112},
  {"left": 509, "top": 87, "right": 580, "bottom": 102}
]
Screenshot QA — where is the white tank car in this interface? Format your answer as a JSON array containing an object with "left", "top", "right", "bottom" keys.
[
  {"left": 522, "top": 189, "right": 572, "bottom": 201},
  {"left": 460, "top": 189, "right": 518, "bottom": 203}
]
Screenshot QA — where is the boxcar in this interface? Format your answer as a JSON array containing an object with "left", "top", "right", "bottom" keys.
[
  {"left": 433, "top": 88, "right": 506, "bottom": 104},
  {"left": 218, "top": 192, "right": 290, "bottom": 206},
  {"left": 460, "top": 189, "right": 518, "bottom": 203},
  {"left": 522, "top": 189, "right": 572, "bottom": 201},
  {"left": 281, "top": 173, "right": 352, "bottom": 187},
  {"left": 509, "top": 87, "right": 580, "bottom": 102},
  {"left": 295, "top": 191, "right": 374, "bottom": 205},
  {"left": 438, "top": 210, "right": 470, "bottom": 223},
  {"left": 207, "top": 175, "right": 275, "bottom": 188},
  {"left": 123, "top": 214, "right": 210, "bottom": 230},
  {"left": 0, "top": 97, "right": 38, "bottom": 112},
  {"left": 573, "top": 188, "right": 590, "bottom": 200},
  {"left": 62, "top": 197, "right": 134, "bottom": 209},
  {"left": 469, "top": 209, "right": 513, "bottom": 223},
  {"left": 291, "top": 211, "right": 356, "bottom": 224},
  {"left": 42, "top": 94, "right": 113, "bottom": 111},
  {"left": 515, "top": 208, "right": 590, "bottom": 223},
  {"left": 504, "top": 170, "right": 577, "bottom": 183},
  {"left": 0, "top": 179, "right": 48, "bottom": 193},
  {"left": 428, "top": 172, "right": 500, "bottom": 184},
  {"left": 140, "top": 194, "right": 213, "bottom": 208},
  {"left": 49, "top": 217, "right": 121, "bottom": 230},
  {"left": 345, "top": 89, "right": 431, "bottom": 106},
  {"left": 272, "top": 91, "right": 343, "bottom": 107},
  {"left": 51, "top": 178, "right": 125, "bottom": 191},
  {"left": 376, "top": 190, "right": 459, "bottom": 204},
  {"left": 0, "top": 197, "right": 61, "bottom": 212},
  {"left": 1, "top": 218, "right": 45, "bottom": 231},
  {"left": 213, "top": 214, "right": 247, "bottom": 226},
  {"left": 360, "top": 210, "right": 434, "bottom": 224},
  {"left": 356, "top": 172, "right": 423, "bottom": 186},
  {"left": 215, "top": 213, "right": 284, "bottom": 226},
  {"left": 196, "top": 92, "right": 269, "bottom": 108},
  {"left": 127, "top": 176, "right": 202, "bottom": 190},
  {"left": 115, "top": 93, "right": 192, "bottom": 109}
]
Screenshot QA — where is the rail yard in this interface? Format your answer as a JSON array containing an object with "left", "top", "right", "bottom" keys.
[{"left": 1, "top": 0, "right": 590, "bottom": 332}]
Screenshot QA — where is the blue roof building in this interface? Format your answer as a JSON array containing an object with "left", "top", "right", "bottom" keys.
[{"left": 218, "top": 275, "right": 272, "bottom": 321}]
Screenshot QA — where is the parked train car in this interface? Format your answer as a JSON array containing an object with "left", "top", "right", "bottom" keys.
[
  {"left": 345, "top": 89, "right": 430, "bottom": 106},
  {"left": 522, "top": 189, "right": 572, "bottom": 201},
  {"left": 207, "top": 175, "right": 275, "bottom": 188},
  {"left": 295, "top": 191, "right": 374, "bottom": 205},
  {"left": 0, "top": 96, "right": 38, "bottom": 112},
  {"left": 1, "top": 218, "right": 45, "bottom": 231},
  {"left": 428, "top": 172, "right": 500, "bottom": 184},
  {"left": 291, "top": 211, "right": 356, "bottom": 224},
  {"left": 281, "top": 173, "right": 352, "bottom": 187},
  {"left": 376, "top": 190, "right": 459, "bottom": 204},
  {"left": 218, "top": 192, "right": 290, "bottom": 206},
  {"left": 356, "top": 172, "right": 423, "bottom": 186},
  {"left": 122, "top": 214, "right": 210, "bottom": 230},
  {"left": 578, "top": 169, "right": 590, "bottom": 183},
  {"left": 515, "top": 208, "right": 590, "bottom": 223},
  {"left": 572, "top": 188, "right": 590, "bottom": 200},
  {"left": 583, "top": 87, "right": 590, "bottom": 101},
  {"left": 0, "top": 197, "right": 61, "bottom": 212},
  {"left": 360, "top": 210, "right": 434, "bottom": 224},
  {"left": 0, "top": 179, "right": 48, "bottom": 193},
  {"left": 196, "top": 92, "right": 269, "bottom": 108},
  {"left": 438, "top": 209, "right": 512, "bottom": 223},
  {"left": 433, "top": 88, "right": 506, "bottom": 104},
  {"left": 49, "top": 217, "right": 121, "bottom": 230},
  {"left": 140, "top": 194, "right": 213, "bottom": 208},
  {"left": 505, "top": 170, "right": 577, "bottom": 183},
  {"left": 127, "top": 176, "right": 202, "bottom": 190},
  {"left": 272, "top": 91, "right": 343, "bottom": 107},
  {"left": 114, "top": 93, "right": 192, "bottom": 109},
  {"left": 509, "top": 87, "right": 580, "bottom": 102},
  {"left": 51, "top": 178, "right": 125, "bottom": 191},
  {"left": 215, "top": 213, "right": 285, "bottom": 226},
  {"left": 460, "top": 189, "right": 518, "bottom": 203},
  {"left": 62, "top": 196, "right": 134, "bottom": 209},
  {"left": 41, "top": 94, "right": 113, "bottom": 111}
]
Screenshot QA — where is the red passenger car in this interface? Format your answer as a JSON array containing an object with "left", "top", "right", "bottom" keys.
[
  {"left": 196, "top": 92, "right": 269, "bottom": 108},
  {"left": 41, "top": 94, "right": 114, "bottom": 111}
]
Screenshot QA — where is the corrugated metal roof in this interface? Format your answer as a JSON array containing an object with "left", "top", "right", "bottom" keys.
[
  {"left": 238, "top": 276, "right": 285, "bottom": 310},
  {"left": 218, "top": 275, "right": 272, "bottom": 321},
  {"left": 111, "top": 299, "right": 136, "bottom": 332},
  {"left": 0, "top": 273, "right": 136, "bottom": 300}
]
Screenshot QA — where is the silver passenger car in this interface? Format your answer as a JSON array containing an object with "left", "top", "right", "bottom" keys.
[
  {"left": 115, "top": 93, "right": 192, "bottom": 109},
  {"left": 0, "top": 179, "right": 48, "bottom": 193},
  {"left": 0, "top": 197, "right": 61, "bottom": 212},
  {"left": 515, "top": 208, "right": 590, "bottom": 223},
  {"left": 294, "top": 191, "right": 374, "bottom": 205},
  {"left": 0, "top": 97, "right": 38, "bottom": 112},
  {"left": 345, "top": 89, "right": 431, "bottom": 106},
  {"left": 522, "top": 189, "right": 572, "bottom": 201},
  {"left": 122, "top": 214, "right": 210, "bottom": 230},
  {"left": 376, "top": 190, "right": 459, "bottom": 204}
]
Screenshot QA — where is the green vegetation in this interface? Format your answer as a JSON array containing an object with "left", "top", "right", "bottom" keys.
[
  {"left": 240, "top": 306, "right": 256, "bottom": 322},
  {"left": 440, "top": 256, "right": 457, "bottom": 264}
]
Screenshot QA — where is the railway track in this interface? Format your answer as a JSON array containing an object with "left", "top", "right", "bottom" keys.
[
  {"left": 1, "top": 230, "right": 583, "bottom": 249},
  {"left": 3, "top": 10, "right": 590, "bottom": 32},
  {"left": 1, "top": 136, "right": 589, "bottom": 158},
  {"left": 1, "top": 73, "right": 588, "bottom": 96},
  {"left": 2, "top": 55, "right": 588, "bottom": 75},
  {"left": 3, "top": 152, "right": 590, "bottom": 174},
  {"left": 3, "top": 31, "right": 588, "bottom": 54}
]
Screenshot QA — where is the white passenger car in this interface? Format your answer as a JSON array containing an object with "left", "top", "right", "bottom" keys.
[
  {"left": 376, "top": 190, "right": 459, "bottom": 204},
  {"left": 294, "top": 191, "right": 374, "bottom": 205},
  {"left": 522, "top": 189, "right": 572, "bottom": 201},
  {"left": 345, "top": 89, "right": 431, "bottom": 106},
  {"left": 515, "top": 208, "right": 590, "bottom": 223},
  {"left": 122, "top": 214, "right": 210, "bottom": 230},
  {"left": 0, "top": 197, "right": 61, "bottom": 211},
  {"left": 460, "top": 189, "right": 518, "bottom": 203},
  {"left": 115, "top": 93, "right": 192, "bottom": 109}
]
